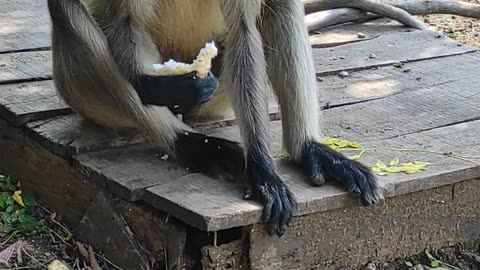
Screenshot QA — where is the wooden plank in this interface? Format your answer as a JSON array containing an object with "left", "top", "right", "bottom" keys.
[
  {"left": 316, "top": 52, "right": 480, "bottom": 108},
  {"left": 144, "top": 120, "right": 480, "bottom": 231},
  {"left": 26, "top": 114, "right": 144, "bottom": 157},
  {"left": 0, "top": 51, "right": 52, "bottom": 84},
  {"left": 309, "top": 18, "right": 414, "bottom": 48},
  {"left": 0, "top": 0, "right": 50, "bottom": 53},
  {"left": 25, "top": 52, "right": 480, "bottom": 156},
  {"left": 312, "top": 30, "right": 475, "bottom": 75},
  {"left": 72, "top": 144, "right": 189, "bottom": 201},
  {"left": 0, "top": 80, "right": 69, "bottom": 125}
]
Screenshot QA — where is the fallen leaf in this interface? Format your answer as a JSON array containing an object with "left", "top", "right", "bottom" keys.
[
  {"left": 48, "top": 260, "right": 71, "bottom": 270},
  {"left": 12, "top": 191, "right": 25, "bottom": 207},
  {"left": 389, "top": 157, "right": 400, "bottom": 166}
]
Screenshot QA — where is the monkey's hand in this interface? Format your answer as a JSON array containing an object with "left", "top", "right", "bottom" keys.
[
  {"left": 133, "top": 71, "right": 218, "bottom": 114},
  {"left": 301, "top": 141, "right": 384, "bottom": 205},
  {"left": 244, "top": 154, "right": 297, "bottom": 237}
]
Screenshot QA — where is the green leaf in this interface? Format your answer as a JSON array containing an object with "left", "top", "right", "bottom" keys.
[
  {"left": 425, "top": 250, "right": 442, "bottom": 268},
  {"left": 23, "top": 197, "right": 38, "bottom": 208}
]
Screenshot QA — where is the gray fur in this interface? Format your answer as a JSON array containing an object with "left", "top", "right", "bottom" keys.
[
  {"left": 261, "top": 0, "right": 322, "bottom": 161},
  {"left": 48, "top": 0, "right": 187, "bottom": 154},
  {"left": 219, "top": 0, "right": 273, "bottom": 157}
]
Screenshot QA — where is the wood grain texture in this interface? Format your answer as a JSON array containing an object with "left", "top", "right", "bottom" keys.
[
  {"left": 72, "top": 144, "right": 189, "bottom": 201},
  {"left": 0, "top": 51, "right": 52, "bottom": 83},
  {"left": 309, "top": 18, "right": 413, "bottom": 48},
  {"left": 144, "top": 120, "right": 480, "bottom": 231},
  {"left": 26, "top": 114, "right": 144, "bottom": 157},
  {"left": 24, "top": 52, "right": 480, "bottom": 156},
  {"left": 0, "top": 80, "right": 69, "bottom": 125},
  {"left": 312, "top": 30, "right": 475, "bottom": 75},
  {"left": 0, "top": 126, "right": 97, "bottom": 225},
  {"left": 0, "top": 0, "right": 50, "bottom": 53}
]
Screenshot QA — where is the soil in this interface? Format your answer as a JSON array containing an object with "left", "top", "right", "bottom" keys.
[{"left": 420, "top": 0, "right": 480, "bottom": 48}]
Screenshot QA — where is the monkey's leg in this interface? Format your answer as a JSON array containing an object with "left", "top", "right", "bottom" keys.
[
  {"left": 219, "top": 1, "right": 296, "bottom": 237},
  {"left": 261, "top": 0, "right": 383, "bottom": 205},
  {"left": 48, "top": 0, "right": 244, "bottom": 178}
]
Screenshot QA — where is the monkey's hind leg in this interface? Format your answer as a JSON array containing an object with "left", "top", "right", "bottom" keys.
[
  {"left": 261, "top": 0, "right": 383, "bottom": 205},
  {"left": 219, "top": 1, "right": 296, "bottom": 237}
]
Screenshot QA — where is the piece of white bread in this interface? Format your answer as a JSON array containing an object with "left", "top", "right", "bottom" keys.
[{"left": 152, "top": 42, "right": 218, "bottom": 78}]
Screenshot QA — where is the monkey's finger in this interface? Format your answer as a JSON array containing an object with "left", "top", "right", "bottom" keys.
[
  {"left": 261, "top": 193, "right": 274, "bottom": 230},
  {"left": 268, "top": 193, "right": 283, "bottom": 237}
]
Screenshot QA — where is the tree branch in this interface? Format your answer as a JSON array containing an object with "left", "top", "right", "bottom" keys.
[
  {"left": 303, "top": 0, "right": 428, "bottom": 30},
  {"left": 303, "top": 0, "right": 480, "bottom": 33}
]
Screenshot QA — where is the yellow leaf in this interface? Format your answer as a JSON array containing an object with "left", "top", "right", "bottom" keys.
[
  {"left": 376, "top": 172, "right": 389, "bottom": 176},
  {"left": 389, "top": 157, "right": 400, "bottom": 166},
  {"left": 12, "top": 191, "right": 25, "bottom": 207},
  {"left": 375, "top": 160, "right": 387, "bottom": 169},
  {"left": 348, "top": 155, "right": 360, "bottom": 161},
  {"left": 385, "top": 166, "right": 402, "bottom": 173},
  {"left": 405, "top": 169, "right": 420, "bottom": 174},
  {"left": 348, "top": 142, "right": 360, "bottom": 148},
  {"left": 335, "top": 140, "right": 349, "bottom": 148}
]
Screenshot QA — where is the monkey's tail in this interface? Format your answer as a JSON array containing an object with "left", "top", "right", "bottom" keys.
[{"left": 47, "top": 0, "right": 188, "bottom": 153}]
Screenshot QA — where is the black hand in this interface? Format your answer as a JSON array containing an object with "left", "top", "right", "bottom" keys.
[{"left": 133, "top": 72, "right": 218, "bottom": 114}]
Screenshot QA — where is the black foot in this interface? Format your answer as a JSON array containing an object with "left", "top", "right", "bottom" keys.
[
  {"left": 175, "top": 132, "right": 245, "bottom": 179},
  {"left": 133, "top": 72, "right": 218, "bottom": 114},
  {"left": 301, "top": 141, "right": 383, "bottom": 205},
  {"left": 245, "top": 151, "right": 297, "bottom": 237}
]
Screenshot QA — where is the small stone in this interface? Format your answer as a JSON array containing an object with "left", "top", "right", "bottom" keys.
[
  {"left": 339, "top": 56, "right": 346, "bottom": 60},
  {"left": 416, "top": 77, "right": 422, "bottom": 81},
  {"left": 403, "top": 68, "right": 412, "bottom": 73},
  {"left": 317, "top": 76, "right": 324, "bottom": 82},
  {"left": 160, "top": 154, "right": 170, "bottom": 161},
  {"left": 184, "top": 131, "right": 189, "bottom": 135},
  {"left": 338, "top": 71, "right": 349, "bottom": 78},
  {"left": 205, "top": 139, "right": 209, "bottom": 143},
  {"left": 405, "top": 261, "right": 413, "bottom": 267},
  {"left": 357, "top": 32, "right": 367, "bottom": 38},
  {"left": 369, "top": 53, "right": 377, "bottom": 59},
  {"left": 365, "top": 262, "right": 376, "bottom": 270},
  {"left": 393, "top": 62, "right": 403, "bottom": 68}
]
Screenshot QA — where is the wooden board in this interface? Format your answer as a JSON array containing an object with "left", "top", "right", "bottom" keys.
[
  {"left": 144, "top": 120, "right": 480, "bottom": 231},
  {"left": 0, "top": 81, "right": 69, "bottom": 125},
  {"left": 312, "top": 30, "right": 475, "bottom": 75},
  {"left": 0, "top": 0, "right": 50, "bottom": 53},
  {"left": 24, "top": 52, "right": 480, "bottom": 156},
  {"left": 309, "top": 18, "right": 413, "bottom": 48},
  {"left": 0, "top": 51, "right": 52, "bottom": 84},
  {"left": 73, "top": 144, "right": 189, "bottom": 201}
]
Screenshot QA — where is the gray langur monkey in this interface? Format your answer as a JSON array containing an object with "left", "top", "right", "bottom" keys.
[{"left": 47, "top": 0, "right": 383, "bottom": 237}]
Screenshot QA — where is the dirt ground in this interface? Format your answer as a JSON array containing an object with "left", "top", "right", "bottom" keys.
[
  {"left": 420, "top": 0, "right": 480, "bottom": 48},
  {"left": 0, "top": 7, "right": 479, "bottom": 270}
]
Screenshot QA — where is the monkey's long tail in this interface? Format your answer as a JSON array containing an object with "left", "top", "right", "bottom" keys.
[{"left": 47, "top": 0, "right": 187, "bottom": 153}]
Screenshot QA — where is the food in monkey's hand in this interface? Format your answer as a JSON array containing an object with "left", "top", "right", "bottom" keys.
[{"left": 153, "top": 42, "right": 218, "bottom": 78}]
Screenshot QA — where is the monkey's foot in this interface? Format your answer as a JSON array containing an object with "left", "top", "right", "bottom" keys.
[
  {"left": 244, "top": 153, "right": 297, "bottom": 237},
  {"left": 175, "top": 132, "right": 245, "bottom": 179},
  {"left": 301, "top": 141, "right": 383, "bottom": 205}
]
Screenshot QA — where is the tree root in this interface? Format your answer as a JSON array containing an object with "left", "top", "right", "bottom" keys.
[{"left": 303, "top": 0, "right": 480, "bottom": 33}]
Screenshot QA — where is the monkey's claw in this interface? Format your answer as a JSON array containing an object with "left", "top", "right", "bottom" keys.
[
  {"left": 301, "top": 141, "right": 384, "bottom": 205},
  {"left": 246, "top": 166, "right": 297, "bottom": 237}
]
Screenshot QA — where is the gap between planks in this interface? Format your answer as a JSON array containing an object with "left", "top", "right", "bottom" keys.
[{"left": 23, "top": 52, "right": 480, "bottom": 158}]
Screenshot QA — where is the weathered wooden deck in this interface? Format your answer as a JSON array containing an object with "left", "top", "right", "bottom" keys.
[{"left": 1, "top": 0, "right": 480, "bottom": 269}]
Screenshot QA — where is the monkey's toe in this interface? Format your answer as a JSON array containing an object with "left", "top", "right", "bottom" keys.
[
  {"left": 301, "top": 141, "right": 384, "bottom": 205},
  {"left": 246, "top": 168, "right": 296, "bottom": 237}
]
